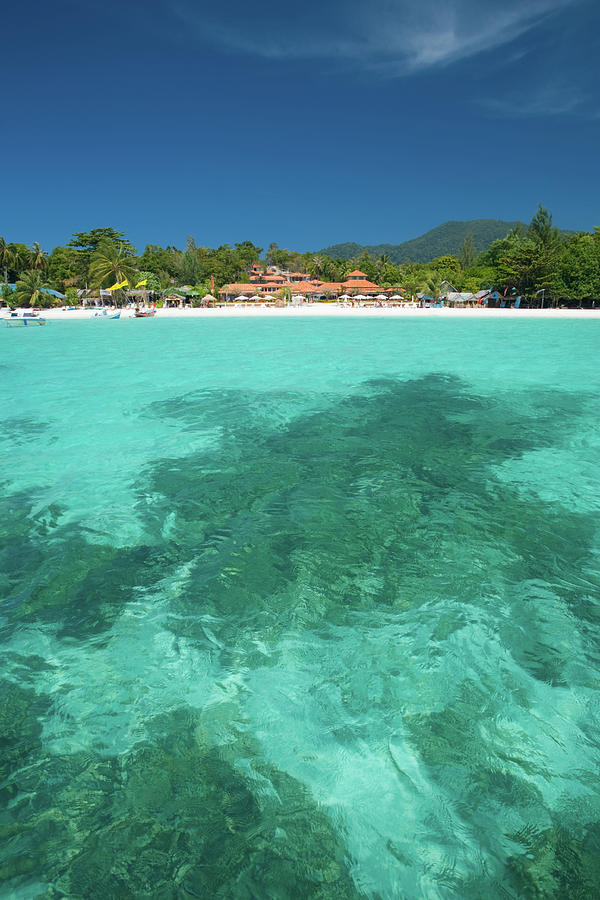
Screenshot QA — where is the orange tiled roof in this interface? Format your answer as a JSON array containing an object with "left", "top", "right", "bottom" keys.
[
  {"left": 290, "top": 281, "right": 320, "bottom": 293},
  {"left": 218, "top": 283, "right": 255, "bottom": 293},
  {"left": 342, "top": 278, "right": 379, "bottom": 289},
  {"left": 346, "top": 270, "right": 368, "bottom": 277},
  {"left": 315, "top": 282, "right": 343, "bottom": 292}
]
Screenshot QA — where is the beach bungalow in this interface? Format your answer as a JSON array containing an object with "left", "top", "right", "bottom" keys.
[
  {"left": 340, "top": 271, "right": 381, "bottom": 296},
  {"left": 218, "top": 282, "right": 256, "bottom": 301}
]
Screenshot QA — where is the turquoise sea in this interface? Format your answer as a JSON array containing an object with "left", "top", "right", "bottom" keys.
[{"left": 2, "top": 317, "right": 600, "bottom": 899}]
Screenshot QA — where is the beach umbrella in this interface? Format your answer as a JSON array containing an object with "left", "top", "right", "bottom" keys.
[
  {"left": 236, "top": 294, "right": 249, "bottom": 301},
  {"left": 202, "top": 294, "right": 216, "bottom": 304},
  {"left": 389, "top": 294, "right": 404, "bottom": 300},
  {"left": 339, "top": 294, "right": 350, "bottom": 300},
  {"left": 263, "top": 294, "right": 276, "bottom": 300},
  {"left": 376, "top": 294, "right": 387, "bottom": 300},
  {"left": 250, "top": 294, "right": 262, "bottom": 301},
  {"left": 354, "top": 294, "right": 367, "bottom": 300}
]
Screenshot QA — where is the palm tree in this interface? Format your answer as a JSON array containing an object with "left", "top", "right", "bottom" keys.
[
  {"left": 0, "top": 237, "right": 11, "bottom": 283},
  {"left": 426, "top": 273, "right": 444, "bottom": 299},
  {"left": 402, "top": 272, "right": 425, "bottom": 301},
  {"left": 15, "top": 270, "right": 52, "bottom": 308},
  {"left": 29, "top": 241, "right": 47, "bottom": 271},
  {"left": 376, "top": 253, "right": 391, "bottom": 280},
  {"left": 9, "top": 244, "right": 31, "bottom": 278},
  {"left": 89, "top": 241, "right": 139, "bottom": 291},
  {"left": 310, "top": 255, "right": 324, "bottom": 279}
]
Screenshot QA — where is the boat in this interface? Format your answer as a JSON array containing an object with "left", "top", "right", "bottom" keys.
[
  {"left": 91, "top": 309, "right": 121, "bottom": 319},
  {"left": 134, "top": 308, "right": 157, "bottom": 318},
  {"left": 3, "top": 311, "right": 47, "bottom": 327}
]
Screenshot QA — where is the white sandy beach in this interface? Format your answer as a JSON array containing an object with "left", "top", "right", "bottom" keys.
[{"left": 35, "top": 305, "right": 600, "bottom": 320}]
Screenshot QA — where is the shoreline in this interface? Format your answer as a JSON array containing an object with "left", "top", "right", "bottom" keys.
[{"left": 31, "top": 306, "right": 600, "bottom": 320}]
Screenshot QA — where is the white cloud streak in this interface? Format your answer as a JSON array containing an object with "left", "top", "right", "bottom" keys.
[
  {"left": 482, "top": 82, "right": 590, "bottom": 118},
  {"left": 173, "top": 0, "right": 580, "bottom": 75}
]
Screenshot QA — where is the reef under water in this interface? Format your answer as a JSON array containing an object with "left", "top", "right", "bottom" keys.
[{"left": 2, "top": 346, "right": 600, "bottom": 898}]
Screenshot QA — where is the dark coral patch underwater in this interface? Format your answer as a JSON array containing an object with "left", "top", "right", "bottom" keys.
[{"left": 2, "top": 375, "right": 600, "bottom": 897}]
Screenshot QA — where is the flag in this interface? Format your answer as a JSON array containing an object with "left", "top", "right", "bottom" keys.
[
  {"left": 107, "top": 281, "right": 121, "bottom": 291},
  {"left": 135, "top": 279, "right": 147, "bottom": 288}
]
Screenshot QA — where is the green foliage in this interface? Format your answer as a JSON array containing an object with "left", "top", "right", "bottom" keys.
[
  {"left": 46, "top": 245, "right": 79, "bottom": 291},
  {"left": 1, "top": 283, "right": 17, "bottom": 308},
  {"left": 15, "top": 271, "right": 54, "bottom": 308},
  {"left": 136, "top": 270, "right": 162, "bottom": 292},
  {"left": 265, "top": 242, "right": 295, "bottom": 268},
  {"left": 1, "top": 210, "right": 598, "bottom": 304},
  {"left": 0, "top": 236, "right": 10, "bottom": 282},
  {"left": 320, "top": 219, "right": 524, "bottom": 264},
  {"left": 495, "top": 238, "right": 561, "bottom": 297},
  {"left": 558, "top": 232, "right": 600, "bottom": 301},
  {"left": 68, "top": 227, "right": 135, "bottom": 255},
  {"left": 65, "top": 287, "right": 79, "bottom": 305},
  {"left": 459, "top": 232, "right": 477, "bottom": 268},
  {"left": 29, "top": 241, "right": 47, "bottom": 271},
  {"left": 89, "top": 240, "right": 139, "bottom": 289},
  {"left": 67, "top": 228, "right": 136, "bottom": 288},
  {"left": 528, "top": 204, "right": 562, "bottom": 249}
]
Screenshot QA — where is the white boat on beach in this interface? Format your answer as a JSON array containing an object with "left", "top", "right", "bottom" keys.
[
  {"left": 3, "top": 311, "right": 47, "bottom": 327},
  {"left": 91, "top": 309, "right": 120, "bottom": 319}
]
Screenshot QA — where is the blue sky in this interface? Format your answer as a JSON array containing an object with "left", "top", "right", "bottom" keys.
[{"left": 4, "top": 0, "right": 599, "bottom": 252}]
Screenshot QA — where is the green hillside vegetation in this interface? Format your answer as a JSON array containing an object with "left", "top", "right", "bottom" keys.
[
  {"left": 320, "top": 219, "right": 523, "bottom": 263},
  {"left": 1, "top": 208, "right": 598, "bottom": 307}
]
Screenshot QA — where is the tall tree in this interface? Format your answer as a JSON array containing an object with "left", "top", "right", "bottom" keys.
[
  {"left": 459, "top": 233, "right": 477, "bottom": 269},
  {"left": 0, "top": 237, "right": 11, "bottom": 283},
  {"left": 69, "top": 228, "right": 136, "bottom": 286},
  {"left": 528, "top": 205, "right": 561, "bottom": 249},
  {"left": 310, "top": 255, "right": 324, "bottom": 279},
  {"left": 10, "top": 244, "right": 31, "bottom": 279},
  {"left": 29, "top": 241, "right": 47, "bottom": 271},
  {"left": 89, "top": 241, "right": 139, "bottom": 288},
  {"left": 68, "top": 228, "right": 135, "bottom": 254},
  {"left": 15, "top": 271, "right": 53, "bottom": 308}
]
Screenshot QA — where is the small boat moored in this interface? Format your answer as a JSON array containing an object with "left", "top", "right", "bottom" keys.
[
  {"left": 91, "top": 309, "right": 121, "bottom": 319},
  {"left": 3, "top": 311, "right": 47, "bottom": 327},
  {"left": 134, "top": 308, "right": 157, "bottom": 318}
]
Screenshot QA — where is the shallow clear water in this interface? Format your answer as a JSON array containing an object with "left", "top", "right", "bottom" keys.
[{"left": 1, "top": 317, "right": 600, "bottom": 898}]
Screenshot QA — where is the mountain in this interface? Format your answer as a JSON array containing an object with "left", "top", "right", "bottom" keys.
[{"left": 319, "top": 219, "right": 523, "bottom": 264}]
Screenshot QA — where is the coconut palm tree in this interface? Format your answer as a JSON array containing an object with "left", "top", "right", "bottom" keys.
[
  {"left": 426, "top": 273, "right": 444, "bottom": 299},
  {"left": 376, "top": 253, "right": 391, "bottom": 281},
  {"left": 402, "top": 272, "right": 425, "bottom": 302},
  {"left": 29, "top": 241, "right": 47, "bottom": 271},
  {"left": 89, "top": 240, "right": 139, "bottom": 292},
  {"left": 0, "top": 237, "right": 11, "bottom": 283},
  {"left": 310, "top": 255, "right": 324, "bottom": 279},
  {"left": 8, "top": 244, "right": 31, "bottom": 279},
  {"left": 15, "top": 270, "right": 52, "bottom": 308}
]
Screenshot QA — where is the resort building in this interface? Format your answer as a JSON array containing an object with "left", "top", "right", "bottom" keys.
[{"left": 218, "top": 268, "right": 384, "bottom": 302}]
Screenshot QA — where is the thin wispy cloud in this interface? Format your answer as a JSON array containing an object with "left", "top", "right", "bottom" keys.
[
  {"left": 482, "top": 82, "right": 591, "bottom": 118},
  {"left": 172, "top": 0, "right": 580, "bottom": 75}
]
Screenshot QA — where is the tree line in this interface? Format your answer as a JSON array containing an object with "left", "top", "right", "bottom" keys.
[{"left": 1, "top": 207, "right": 599, "bottom": 308}]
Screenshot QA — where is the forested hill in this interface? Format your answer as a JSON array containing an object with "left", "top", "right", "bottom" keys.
[{"left": 320, "top": 219, "right": 523, "bottom": 263}]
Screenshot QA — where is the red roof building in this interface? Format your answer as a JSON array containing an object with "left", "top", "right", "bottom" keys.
[{"left": 219, "top": 267, "right": 383, "bottom": 300}]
